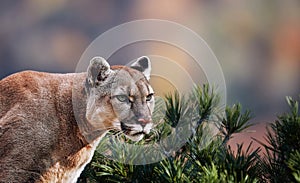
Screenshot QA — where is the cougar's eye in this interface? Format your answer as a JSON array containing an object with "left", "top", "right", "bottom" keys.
[
  {"left": 146, "top": 94, "right": 154, "bottom": 102},
  {"left": 116, "top": 95, "right": 129, "bottom": 102}
]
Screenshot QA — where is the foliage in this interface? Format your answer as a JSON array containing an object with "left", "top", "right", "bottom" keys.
[
  {"left": 255, "top": 96, "right": 300, "bottom": 183},
  {"left": 219, "top": 104, "right": 253, "bottom": 145},
  {"left": 78, "top": 85, "right": 300, "bottom": 183},
  {"left": 288, "top": 151, "right": 300, "bottom": 183},
  {"left": 218, "top": 142, "right": 260, "bottom": 182}
]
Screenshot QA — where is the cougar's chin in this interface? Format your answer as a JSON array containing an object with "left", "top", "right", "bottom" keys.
[{"left": 125, "top": 133, "right": 145, "bottom": 142}]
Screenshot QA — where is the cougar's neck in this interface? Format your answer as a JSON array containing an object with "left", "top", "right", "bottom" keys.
[{"left": 55, "top": 72, "right": 107, "bottom": 147}]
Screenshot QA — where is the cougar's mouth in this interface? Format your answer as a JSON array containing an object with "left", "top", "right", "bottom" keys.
[
  {"left": 121, "top": 122, "right": 145, "bottom": 134},
  {"left": 132, "top": 131, "right": 145, "bottom": 136},
  {"left": 120, "top": 121, "right": 150, "bottom": 141}
]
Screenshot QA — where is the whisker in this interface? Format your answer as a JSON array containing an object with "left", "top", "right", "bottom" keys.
[
  {"left": 86, "top": 127, "right": 115, "bottom": 132},
  {"left": 113, "top": 131, "right": 124, "bottom": 142},
  {"left": 148, "top": 128, "right": 160, "bottom": 141},
  {"left": 152, "top": 119, "right": 165, "bottom": 129}
]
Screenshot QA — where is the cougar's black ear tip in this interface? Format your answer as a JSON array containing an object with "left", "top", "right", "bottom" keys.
[
  {"left": 137, "top": 56, "right": 149, "bottom": 68},
  {"left": 130, "top": 56, "right": 151, "bottom": 80}
]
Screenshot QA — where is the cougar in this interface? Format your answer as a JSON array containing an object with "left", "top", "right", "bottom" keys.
[{"left": 0, "top": 56, "right": 154, "bottom": 182}]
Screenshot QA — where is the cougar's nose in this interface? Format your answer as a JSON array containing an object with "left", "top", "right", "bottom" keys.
[{"left": 138, "top": 118, "right": 151, "bottom": 127}]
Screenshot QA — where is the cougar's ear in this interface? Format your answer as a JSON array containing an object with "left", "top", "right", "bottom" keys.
[
  {"left": 87, "top": 57, "right": 111, "bottom": 87},
  {"left": 130, "top": 56, "right": 151, "bottom": 80}
]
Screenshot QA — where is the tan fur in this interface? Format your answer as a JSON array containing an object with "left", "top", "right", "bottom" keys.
[{"left": 0, "top": 58, "right": 154, "bottom": 182}]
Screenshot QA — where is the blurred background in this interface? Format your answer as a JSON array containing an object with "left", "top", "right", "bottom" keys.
[{"left": 0, "top": 0, "right": 299, "bottom": 147}]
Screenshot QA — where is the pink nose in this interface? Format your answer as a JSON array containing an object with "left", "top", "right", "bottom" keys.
[{"left": 138, "top": 118, "right": 151, "bottom": 125}]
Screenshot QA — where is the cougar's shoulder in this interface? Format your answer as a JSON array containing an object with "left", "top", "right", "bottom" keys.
[{"left": 0, "top": 70, "right": 85, "bottom": 120}]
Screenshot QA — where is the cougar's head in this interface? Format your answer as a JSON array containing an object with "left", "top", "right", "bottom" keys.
[{"left": 85, "top": 56, "right": 154, "bottom": 141}]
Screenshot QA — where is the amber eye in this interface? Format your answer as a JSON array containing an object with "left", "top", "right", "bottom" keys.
[
  {"left": 146, "top": 94, "right": 154, "bottom": 102},
  {"left": 116, "top": 95, "right": 129, "bottom": 102}
]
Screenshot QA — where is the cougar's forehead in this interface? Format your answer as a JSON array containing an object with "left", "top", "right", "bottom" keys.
[{"left": 111, "top": 67, "right": 153, "bottom": 96}]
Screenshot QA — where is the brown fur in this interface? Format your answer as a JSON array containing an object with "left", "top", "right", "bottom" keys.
[
  {"left": 0, "top": 71, "right": 93, "bottom": 182},
  {"left": 0, "top": 57, "right": 154, "bottom": 182}
]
